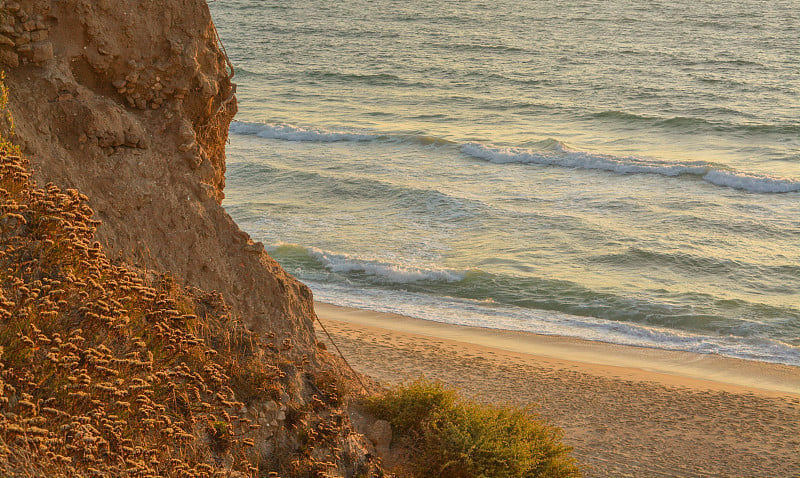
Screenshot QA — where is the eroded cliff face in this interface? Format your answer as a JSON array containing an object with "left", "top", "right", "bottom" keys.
[
  {"left": 0, "top": 1, "right": 387, "bottom": 475},
  {"left": 1, "top": 0, "right": 317, "bottom": 349}
]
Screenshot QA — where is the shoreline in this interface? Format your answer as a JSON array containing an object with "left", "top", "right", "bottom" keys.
[
  {"left": 315, "top": 302, "right": 799, "bottom": 396},
  {"left": 314, "top": 302, "right": 800, "bottom": 477}
]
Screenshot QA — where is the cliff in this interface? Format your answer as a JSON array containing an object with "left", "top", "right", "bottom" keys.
[
  {"left": 0, "top": 0, "right": 382, "bottom": 476},
  {"left": 0, "top": 0, "right": 317, "bottom": 349}
]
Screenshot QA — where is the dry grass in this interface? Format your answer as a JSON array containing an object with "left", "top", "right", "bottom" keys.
[
  {"left": 0, "top": 147, "right": 262, "bottom": 476},
  {"left": 0, "top": 137, "right": 371, "bottom": 476}
]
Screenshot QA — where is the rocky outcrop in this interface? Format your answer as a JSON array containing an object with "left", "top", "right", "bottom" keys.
[
  {"left": 0, "top": 1, "right": 385, "bottom": 475},
  {"left": 1, "top": 0, "right": 317, "bottom": 350}
]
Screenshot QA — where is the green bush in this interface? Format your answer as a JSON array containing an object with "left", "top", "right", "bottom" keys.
[{"left": 365, "top": 378, "right": 582, "bottom": 478}]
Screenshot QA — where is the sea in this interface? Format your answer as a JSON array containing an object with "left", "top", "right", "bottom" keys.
[{"left": 208, "top": 0, "right": 799, "bottom": 366}]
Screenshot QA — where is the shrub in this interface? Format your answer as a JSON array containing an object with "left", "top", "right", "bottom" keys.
[{"left": 364, "top": 378, "right": 582, "bottom": 478}]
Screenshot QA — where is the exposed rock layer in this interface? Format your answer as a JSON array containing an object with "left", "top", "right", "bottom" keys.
[
  {"left": 2, "top": 0, "right": 317, "bottom": 349},
  {"left": 0, "top": 0, "right": 387, "bottom": 475}
]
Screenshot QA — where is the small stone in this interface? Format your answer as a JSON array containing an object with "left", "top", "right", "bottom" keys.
[
  {"left": 276, "top": 411, "right": 285, "bottom": 421},
  {"left": 200, "top": 183, "right": 216, "bottom": 199},
  {"left": 15, "top": 31, "right": 29, "bottom": 46},
  {"left": 0, "top": 25, "right": 15, "bottom": 35},
  {"left": 135, "top": 98, "right": 147, "bottom": 109},
  {"left": 178, "top": 122, "right": 194, "bottom": 142},
  {"left": 244, "top": 242, "right": 265, "bottom": 254},
  {"left": 177, "top": 140, "right": 195, "bottom": 152},
  {"left": 6, "top": 3, "right": 20, "bottom": 13},
  {"left": 0, "top": 34, "right": 14, "bottom": 47},
  {"left": 0, "top": 49, "right": 18, "bottom": 67},
  {"left": 112, "top": 79, "right": 126, "bottom": 89},
  {"left": 29, "top": 29, "right": 47, "bottom": 42},
  {"left": 22, "top": 20, "right": 35, "bottom": 32},
  {"left": 124, "top": 130, "right": 141, "bottom": 147},
  {"left": 30, "top": 41, "right": 52, "bottom": 62}
]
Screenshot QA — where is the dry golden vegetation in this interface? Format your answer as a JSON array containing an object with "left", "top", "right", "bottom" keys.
[{"left": 0, "top": 148, "right": 366, "bottom": 476}]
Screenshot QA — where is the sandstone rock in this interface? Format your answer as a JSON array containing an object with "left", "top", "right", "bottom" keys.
[
  {"left": 30, "top": 29, "right": 47, "bottom": 42},
  {"left": 0, "top": 34, "right": 14, "bottom": 47},
  {"left": 244, "top": 242, "right": 265, "bottom": 254},
  {"left": 124, "top": 124, "right": 146, "bottom": 148},
  {"left": 30, "top": 41, "right": 52, "bottom": 62},
  {"left": 199, "top": 183, "right": 217, "bottom": 199},
  {"left": 0, "top": 0, "right": 381, "bottom": 470},
  {"left": 177, "top": 120, "right": 194, "bottom": 142},
  {"left": 178, "top": 140, "right": 195, "bottom": 152},
  {"left": 14, "top": 31, "right": 28, "bottom": 46},
  {"left": 0, "top": 49, "right": 18, "bottom": 67},
  {"left": 348, "top": 410, "right": 367, "bottom": 431}
]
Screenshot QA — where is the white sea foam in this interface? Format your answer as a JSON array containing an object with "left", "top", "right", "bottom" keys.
[
  {"left": 229, "top": 120, "right": 379, "bottom": 142},
  {"left": 461, "top": 142, "right": 800, "bottom": 194},
  {"left": 230, "top": 121, "right": 800, "bottom": 194},
  {"left": 307, "top": 282, "right": 800, "bottom": 367},
  {"left": 291, "top": 244, "right": 465, "bottom": 283},
  {"left": 702, "top": 169, "right": 800, "bottom": 194}
]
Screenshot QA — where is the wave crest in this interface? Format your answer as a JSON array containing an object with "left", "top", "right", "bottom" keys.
[
  {"left": 461, "top": 143, "right": 800, "bottom": 194},
  {"left": 271, "top": 243, "right": 465, "bottom": 284},
  {"left": 229, "top": 121, "right": 379, "bottom": 142}
]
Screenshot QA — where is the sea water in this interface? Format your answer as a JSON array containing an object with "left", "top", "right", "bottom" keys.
[{"left": 208, "top": 0, "right": 799, "bottom": 366}]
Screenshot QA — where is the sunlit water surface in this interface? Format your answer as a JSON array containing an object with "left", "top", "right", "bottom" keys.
[{"left": 210, "top": 0, "right": 799, "bottom": 365}]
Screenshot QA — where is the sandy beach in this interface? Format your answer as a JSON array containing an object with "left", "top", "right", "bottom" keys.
[{"left": 314, "top": 302, "right": 800, "bottom": 478}]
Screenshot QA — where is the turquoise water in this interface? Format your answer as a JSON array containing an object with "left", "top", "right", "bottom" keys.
[{"left": 209, "top": 0, "right": 799, "bottom": 365}]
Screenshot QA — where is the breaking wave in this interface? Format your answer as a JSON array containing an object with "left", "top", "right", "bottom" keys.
[
  {"left": 461, "top": 142, "right": 800, "bottom": 194},
  {"left": 229, "top": 121, "right": 380, "bottom": 142}
]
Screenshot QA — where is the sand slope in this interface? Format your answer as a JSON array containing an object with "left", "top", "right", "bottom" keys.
[{"left": 315, "top": 303, "right": 800, "bottom": 478}]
